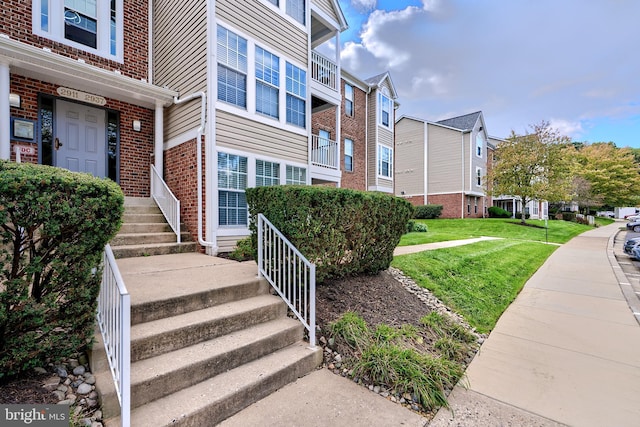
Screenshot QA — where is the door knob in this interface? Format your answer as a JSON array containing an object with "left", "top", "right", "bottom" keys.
[{"left": 54, "top": 138, "right": 63, "bottom": 150}]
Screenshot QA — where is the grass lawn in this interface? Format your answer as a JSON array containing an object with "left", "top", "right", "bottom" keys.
[
  {"left": 400, "top": 218, "right": 595, "bottom": 246},
  {"left": 392, "top": 239, "right": 558, "bottom": 333}
]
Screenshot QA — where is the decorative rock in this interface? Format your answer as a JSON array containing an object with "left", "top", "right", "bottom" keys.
[
  {"left": 58, "top": 399, "right": 74, "bottom": 405},
  {"left": 328, "top": 337, "right": 335, "bottom": 347},
  {"left": 79, "top": 418, "right": 92, "bottom": 427},
  {"left": 77, "top": 383, "right": 93, "bottom": 395},
  {"left": 54, "top": 365, "right": 68, "bottom": 378},
  {"left": 328, "top": 363, "right": 335, "bottom": 370},
  {"left": 92, "top": 410, "right": 102, "bottom": 421},
  {"left": 73, "top": 365, "right": 86, "bottom": 376},
  {"left": 91, "top": 422, "right": 103, "bottom": 427},
  {"left": 390, "top": 396, "right": 397, "bottom": 402},
  {"left": 34, "top": 366, "right": 48, "bottom": 374},
  {"left": 86, "top": 398, "right": 98, "bottom": 408},
  {"left": 52, "top": 390, "right": 66, "bottom": 401},
  {"left": 78, "top": 354, "right": 88, "bottom": 366},
  {"left": 68, "top": 359, "right": 80, "bottom": 369},
  {"left": 88, "top": 391, "right": 98, "bottom": 399},
  {"left": 334, "top": 354, "right": 342, "bottom": 363},
  {"left": 319, "top": 336, "right": 327, "bottom": 345},
  {"left": 400, "top": 397, "right": 406, "bottom": 404},
  {"left": 83, "top": 374, "right": 96, "bottom": 385},
  {"left": 64, "top": 378, "right": 71, "bottom": 386},
  {"left": 373, "top": 385, "right": 381, "bottom": 393},
  {"left": 43, "top": 376, "right": 61, "bottom": 391}
]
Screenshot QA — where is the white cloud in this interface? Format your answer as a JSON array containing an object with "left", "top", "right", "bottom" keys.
[
  {"left": 350, "top": 0, "right": 376, "bottom": 13},
  {"left": 549, "top": 119, "right": 584, "bottom": 138},
  {"left": 339, "top": 0, "right": 640, "bottom": 146}
]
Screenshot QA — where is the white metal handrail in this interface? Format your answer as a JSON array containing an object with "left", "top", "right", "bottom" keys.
[
  {"left": 257, "top": 214, "right": 316, "bottom": 347},
  {"left": 150, "top": 164, "right": 181, "bottom": 242},
  {"left": 97, "top": 245, "right": 131, "bottom": 427},
  {"left": 311, "top": 134, "right": 339, "bottom": 169},
  {"left": 311, "top": 51, "right": 338, "bottom": 91}
]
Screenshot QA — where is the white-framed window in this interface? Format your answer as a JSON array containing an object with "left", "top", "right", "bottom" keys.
[
  {"left": 378, "top": 145, "right": 393, "bottom": 178},
  {"left": 255, "top": 47, "right": 279, "bottom": 118},
  {"left": 266, "top": 0, "right": 278, "bottom": 5},
  {"left": 218, "top": 153, "right": 248, "bottom": 226},
  {"left": 256, "top": 160, "right": 280, "bottom": 187},
  {"left": 286, "top": 62, "right": 306, "bottom": 128},
  {"left": 474, "top": 197, "right": 478, "bottom": 214},
  {"left": 217, "top": 25, "right": 248, "bottom": 108},
  {"left": 286, "top": 0, "right": 305, "bottom": 25},
  {"left": 344, "top": 138, "right": 354, "bottom": 172},
  {"left": 286, "top": 165, "right": 306, "bottom": 185},
  {"left": 476, "top": 133, "right": 483, "bottom": 157},
  {"left": 378, "top": 92, "right": 392, "bottom": 128},
  {"left": 33, "top": 0, "right": 123, "bottom": 61},
  {"left": 476, "top": 167, "right": 482, "bottom": 186},
  {"left": 345, "top": 84, "right": 354, "bottom": 117}
]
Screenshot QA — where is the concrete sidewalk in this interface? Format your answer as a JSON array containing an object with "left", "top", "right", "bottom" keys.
[
  {"left": 431, "top": 221, "right": 640, "bottom": 426},
  {"left": 393, "top": 236, "right": 502, "bottom": 256}
]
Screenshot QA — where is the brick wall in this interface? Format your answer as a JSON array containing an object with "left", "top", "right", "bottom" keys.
[
  {"left": 9, "top": 74, "right": 154, "bottom": 197},
  {"left": 401, "top": 195, "right": 426, "bottom": 206},
  {"left": 428, "top": 193, "right": 464, "bottom": 219},
  {"left": 164, "top": 138, "right": 204, "bottom": 251},
  {"left": 311, "top": 79, "right": 368, "bottom": 191},
  {"left": 1, "top": 0, "right": 149, "bottom": 80}
]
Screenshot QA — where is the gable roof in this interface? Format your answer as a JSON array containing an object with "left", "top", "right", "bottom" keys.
[
  {"left": 437, "top": 111, "right": 482, "bottom": 131},
  {"left": 363, "top": 71, "right": 398, "bottom": 99}
]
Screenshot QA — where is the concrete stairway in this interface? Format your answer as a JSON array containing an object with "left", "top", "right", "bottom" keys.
[
  {"left": 111, "top": 197, "right": 197, "bottom": 258},
  {"left": 95, "top": 253, "right": 322, "bottom": 427}
]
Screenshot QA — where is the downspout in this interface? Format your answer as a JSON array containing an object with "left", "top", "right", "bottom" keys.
[
  {"left": 0, "top": 61, "right": 10, "bottom": 160},
  {"left": 173, "top": 92, "right": 216, "bottom": 250},
  {"left": 424, "top": 121, "right": 428, "bottom": 205},
  {"left": 364, "top": 85, "right": 369, "bottom": 190},
  {"left": 461, "top": 132, "right": 465, "bottom": 219},
  {"left": 148, "top": 0, "right": 153, "bottom": 83}
]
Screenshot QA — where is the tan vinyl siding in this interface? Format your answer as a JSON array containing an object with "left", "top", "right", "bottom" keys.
[
  {"left": 216, "top": 111, "right": 307, "bottom": 163},
  {"left": 313, "top": 0, "right": 339, "bottom": 22},
  {"left": 379, "top": 78, "right": 393, "bottom": 95},
  {"left": 395, "top": 118, "right": 425, "bottom": 196},
  {"left": 217, "top": 235, "right": 246, "bottom": 253},
  {"left": 378, "top": 127, "right": 393, "bottom": 147},
  {"left": 427, "top": 124, "right": 462, "bottom": 194},
  {"left": 154, "top": 0, "right": 207, "bottom": 140},
  {"left": 367, "top": 91, "right": 378, "bottom": 186},
  {"left": 218, "top": 0, "right": 307, "bottom": 65},
  {"left": 378, "top": 177, "right": 393, "bottom": 189}
]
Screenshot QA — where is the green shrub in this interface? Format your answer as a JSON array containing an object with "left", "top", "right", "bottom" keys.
[
  {"left": 434, "top": 337, "right": 465, "bottom": 362},
  {"left": 246, "top": 186, "right": 412, "bottom": 283},
  {"left": 406, "top": 220, "right": 428, "bottom": 233},
  {"left": 0, "top": 161, "right": 123, "bottom": 379},
  {"left": 414, "top": 205, "right": 443, "bottom": 219},
  {"left": 329, "top": 312, "right": 371, "bottom": 351},
  {"left": 228, "top": 236, "right": 255, "bottom": 261},
  {"left": 561, "top": 212, "right": 576, "bottom": 222},
  {"left": 515, "top": 211, "right": 531, "bottom": 220},
  {"left": 487, "top": 206, "right": 511, "bottom": 218}
]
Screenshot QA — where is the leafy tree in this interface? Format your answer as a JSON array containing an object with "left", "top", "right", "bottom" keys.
[
  {"left": 572, "top": 143, "right": 640, "bottom": 208},
  {"left": 486, "top": 121, "right": 573, "bottom": 224}
]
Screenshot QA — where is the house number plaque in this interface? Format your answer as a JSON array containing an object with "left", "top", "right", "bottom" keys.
[{"left": 57, "top": 87, "right": 107, "bottom": 106}]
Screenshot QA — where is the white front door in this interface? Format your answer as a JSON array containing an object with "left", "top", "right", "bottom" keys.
[{"left": 55, "top": 100, "right": 106, "bottom": 177}]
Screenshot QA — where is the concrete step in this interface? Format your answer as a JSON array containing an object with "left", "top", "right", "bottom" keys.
[
  {"left": 111, "top": 242, "right": 197, "bottom": 258},
  {"left": 106, "top": 342, "right": 322, "bottom": 427},
  {"left": 123, "top": 204, "right": 163, "bottom": 215},
  {"left": 130, "top": 295, "right": 286, "bottom": 362},
  {"left": 122, "top": 213, "right": 167, "bottom": 224},
  {"left": 128, "top": 318, "right": 303, "bottom": 409},
  {"left": 118, "top": 222, "right": 174, "bottom": 234},
  {"left": 124, "top": 196, "right": 156, "bottom": 207},
  {"left": 111, "top": 232, "right": 188, "bottom": 246}
]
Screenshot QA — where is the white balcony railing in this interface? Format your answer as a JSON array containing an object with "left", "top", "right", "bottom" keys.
[
  {"left": 150, "top": 164, "right": 181, "bottom": 243},
  {"left": 311, "top": 134, "right": 339, "bottom": 169},
  {"left": 311, "top": 51, "right": 338, "bottom": 91},
  {"left": 257, "top": 214, "right": 316, "bottom": 347},
  {"left": 97, "top": 245, "right": 131, "bottom": 427}
]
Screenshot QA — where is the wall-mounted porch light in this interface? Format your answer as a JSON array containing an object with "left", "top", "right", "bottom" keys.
[{"left": 9, "top": 93, "right": 20, "bottom": 108}]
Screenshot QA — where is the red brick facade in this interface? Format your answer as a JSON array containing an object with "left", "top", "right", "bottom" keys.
[
  {"left": 1, "top": 0, "right": 149, "bottom": 80},
  {"left": 423, "top": 193, "right": 489, "bottom": 219},
  {"left": 9, "top": 75, "right": 155, "bottom": 197},
  {"left": 312, "top": 79, "right": 368, "bottom": 191}
]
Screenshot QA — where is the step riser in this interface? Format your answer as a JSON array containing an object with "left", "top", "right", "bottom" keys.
[
  {"left": 129, "top": 325, "right": 303, "bottom": 409},
  {"left": 112, "top": 243, "right": 197, "bottom": 259},
  {"left": 131, "top": 279, "right": 269, "bottom": 325},
  {"left": 165, "top": 348, "right": 322, "bottom": 427},
  {"left": 131, "top": 301, "right": 286, "bottom": 362},
  {"left": 119, "top": 223, "right": 173, "bottom": 234},
  {"left": 123, "top": 214, "right": 167, "bottom": 224},
  {"left": 111, "top": 233, "right": 182, "bottom": 246},
  {"left": 124, "top": 205, "right": 163, "bottom": 215}
]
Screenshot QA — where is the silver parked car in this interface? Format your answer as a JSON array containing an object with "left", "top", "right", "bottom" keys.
[{"left": 624, "top": 237, "right": 640, "bottom": 257}]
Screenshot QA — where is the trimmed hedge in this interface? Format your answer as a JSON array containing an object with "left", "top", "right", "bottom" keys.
[
  {"left": 246, "top": 186, "right": 413, "bottom": 283},
  {"left": 0, "top": 161, "right": 124, "bottom": 379},
  {"left": 414, "top": 205, "right": 443, "bottom": 219},
  {"left": 488, "top": 206, "right": 511, "bottom": 218}
]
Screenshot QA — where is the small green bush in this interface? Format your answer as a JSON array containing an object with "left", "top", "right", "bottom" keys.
[
  {"left": 406, "top": 220, "right": 428, "bottom": 233},
  {"left": 561, "top": 212, "right": 576, "bottom": 222},
  {"left": 487, "top": 206, "right": 511, "bottom": 218},
  {"left": 0, "top": 161, "right": 123, "bottom": 379},
  {"left": 228, "top": 236, "right": 255, "bottom": 261},
  {"left": 414, "top": 205, "right": 443, "bottom": 219},
  {"left": 515, "top": 211, "right": 531, "bottom": 220},
  {"left": 246, "top": 186, "right": 412, "bottom": 283},
  {"left": 329, "top": 311, "right": 370, "bottom": 351}
]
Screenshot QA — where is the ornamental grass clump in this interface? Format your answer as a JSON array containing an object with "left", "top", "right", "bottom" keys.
[{"left": 0, "top": 161, "right": 123, "bottom": 379}]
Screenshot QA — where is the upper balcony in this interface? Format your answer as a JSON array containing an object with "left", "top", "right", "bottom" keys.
[
  {"left": 310, "top": 133, "right": 341, "bottom": 183},
  {"left": 310, "top": 3, "right": 345, "bottom": 109}
]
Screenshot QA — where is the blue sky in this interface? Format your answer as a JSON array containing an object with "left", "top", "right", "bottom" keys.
[{"left": 333, "top": 0, "right": 640, "bottom": 148}]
